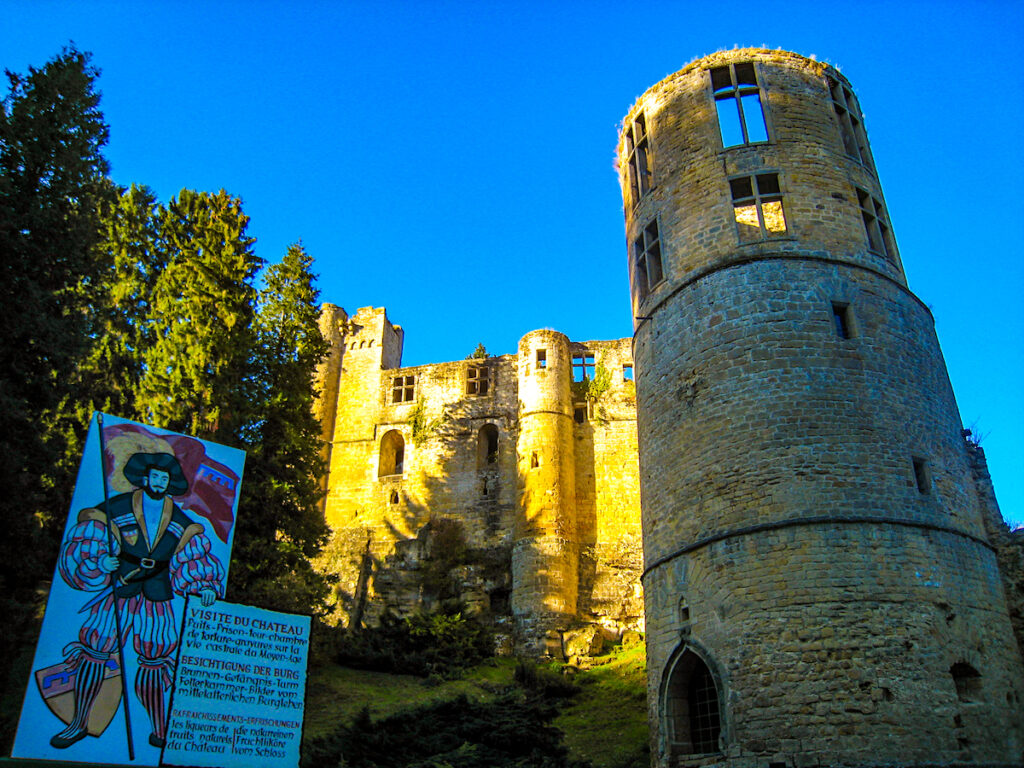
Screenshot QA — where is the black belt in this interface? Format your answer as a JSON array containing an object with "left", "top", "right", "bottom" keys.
[{"left": 120, "top": 553, "right": 170, "bottom": 576}]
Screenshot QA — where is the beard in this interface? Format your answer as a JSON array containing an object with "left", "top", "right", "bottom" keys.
[{"left": 143, "top": 485, "right": 166, "bottom": 501}]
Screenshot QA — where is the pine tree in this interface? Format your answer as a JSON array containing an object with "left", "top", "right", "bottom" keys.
[
  {"left": 137, "top": 189, "right": 261, "bottom": 443},
  {"left": 230, "top": 243, "right": 330, "bottom": 613}
]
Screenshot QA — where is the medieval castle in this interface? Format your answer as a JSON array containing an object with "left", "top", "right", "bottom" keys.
[{"left": 313, "top": 50, "right": 1024, "bottom": 767}]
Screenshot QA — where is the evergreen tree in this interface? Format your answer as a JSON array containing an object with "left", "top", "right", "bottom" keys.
[
  {"left": 0, "top": 45, "right": 110, "bottom": 573},
  {"left": 231, "top": 243, "right": 330, "bottom": 613},
  {"left": 48, "top": 183, "right": 165, "bottom": 499},
  {"left": 0, "top": 46, "right": 110, "bottom": 754},
  {"left": 88, "top": 183, "right": 165, "bottom": 416},
  {"left": 137, "top": 188, "right": 261, "bottom": 443}
]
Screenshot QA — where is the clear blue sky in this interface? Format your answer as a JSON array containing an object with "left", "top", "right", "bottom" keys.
[{"left": 3, "top": 0, "right": 1022, "bottom": 525}]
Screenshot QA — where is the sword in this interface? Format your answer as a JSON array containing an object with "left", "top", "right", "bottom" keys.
[{"left": 97, "top": 414, "right": 135, "bottom": 760}]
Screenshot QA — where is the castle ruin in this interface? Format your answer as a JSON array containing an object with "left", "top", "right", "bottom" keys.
[
  {"left": 314, "top": 48, "right": 1024, "bottom": 767},
  {"left": 314, "top": 307, "right": 644, "bottom": 655}
]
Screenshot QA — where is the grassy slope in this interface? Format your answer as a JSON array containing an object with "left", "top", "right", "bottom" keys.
[
  {"left": 554, "top": 643, "right": 649, "bottom": 768},
  {"left": 302, "top": 644, "right": 649, "bottom": 768}
]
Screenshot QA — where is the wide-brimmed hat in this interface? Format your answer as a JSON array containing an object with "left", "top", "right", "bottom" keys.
[{"left": 123, "top": 452, "right": 188, "bottom": 496}]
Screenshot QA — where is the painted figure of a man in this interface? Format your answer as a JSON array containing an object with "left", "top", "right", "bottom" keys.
[{"left": 50, "top": 451, "right": 224, "bottom": 749}]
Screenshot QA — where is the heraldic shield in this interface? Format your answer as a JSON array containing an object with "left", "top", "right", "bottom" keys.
[{"left": 35, "top": 658, "right": 122, "bottom": 736}]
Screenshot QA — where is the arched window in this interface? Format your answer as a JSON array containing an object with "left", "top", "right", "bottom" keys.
[
  {"left": 477, "top": 424, "right": 499, "bottom": 468},
  {"left": 379, "top": 430, "right": 405, "bottom": 477},
  {"left": 663, "top": 649, "right": 721, "bottom": 756}
]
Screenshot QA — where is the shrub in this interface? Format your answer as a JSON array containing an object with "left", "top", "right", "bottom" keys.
[
  {"left": 335, "top": 609, "right": 494, "bottom": 679},
  {"left": 514, "top": 660, "right": 580, "bottom": 699},
  {"left": 301, "top": 694, "right": 591, "bottom": 768}
]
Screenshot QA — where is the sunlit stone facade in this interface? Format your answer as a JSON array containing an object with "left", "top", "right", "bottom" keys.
[{"left": 314, "top": 306, "right": 643, "bottom": 655}]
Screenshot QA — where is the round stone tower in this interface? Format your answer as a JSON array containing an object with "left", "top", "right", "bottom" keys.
[
  {"left": 618, "top": 49, "right": 1024, "bottom": 766},
  {"left": 513, "top": 329, "right": 578, "bottom": 655}
]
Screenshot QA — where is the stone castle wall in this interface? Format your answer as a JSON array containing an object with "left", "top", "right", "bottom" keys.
[
  {"left": 315, "top": 307, "right": 643, "bottom": 653},
  {"left": 619, "top": 48, "right": 1024, "bottom": 766}
]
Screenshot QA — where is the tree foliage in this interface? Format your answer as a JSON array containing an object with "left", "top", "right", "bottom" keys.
[
  {"left": 137, "top": 188, "right": 261, "bottom": 442},
  {"left": 230, "top": 243, "right": 331, "bottom": 612},
  {"left": 0, "top": 45, "right": 111, "bottom": 566},
  {"left": 0, "top": 49, "right": 337, "bottom": 752},
  {"left": 0, "top": 45, "right": 111, "bottom": 755}
]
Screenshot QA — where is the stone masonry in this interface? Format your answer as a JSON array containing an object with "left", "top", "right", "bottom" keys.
[
  {"left": 314, "top": 307, "right": 643, "bottom": 655},
  {"left": 310, "top": 46, "right": 1023, "bottom": 768},
  {"left": 618, "top": 49, "right": 1024, "bottom": 766}
]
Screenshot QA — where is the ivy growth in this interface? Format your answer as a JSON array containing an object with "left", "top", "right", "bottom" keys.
[
  {"left": 409, "top": 396, "right": 443, "bottom": 445},
  {"left": 571, "top": 358, "right": 612, "bottom": 403}
]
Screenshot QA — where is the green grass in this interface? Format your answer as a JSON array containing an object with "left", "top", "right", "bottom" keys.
[
  {"left": 553, "top": 643, "right": 650, "bottom": 768},
  {"left": 303, "top": 657, "right": 519, "bottom": 740},
  {"left": 302, "top": 644, "right": 649, "bottom": 768}
]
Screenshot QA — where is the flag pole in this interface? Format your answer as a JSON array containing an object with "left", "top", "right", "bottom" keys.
[{"left": 97, "top": 413, "right": 135, "bottom": 760}]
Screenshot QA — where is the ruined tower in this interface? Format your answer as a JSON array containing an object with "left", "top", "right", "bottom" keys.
[
  {"left": 618, "top": 49, "right": 1023, "bottom": 766},
  {"left": 513, "top": 329, "right": 579, "bottom": 653}
]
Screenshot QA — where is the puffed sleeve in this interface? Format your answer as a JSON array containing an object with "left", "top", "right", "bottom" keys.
[
  {"left": 57, "top": 520, "right": 118, "bottom": 591},
  {"left": 170, "top": 531, "right": 226, "bottom": 598}
]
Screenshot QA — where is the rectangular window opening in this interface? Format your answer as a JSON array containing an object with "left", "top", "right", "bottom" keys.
[
  {"left": 574, "top": 404, "right": 587, "bottom": 424},
  {"left": 623, "top": 363, "right": 634, "bottom": 381},
  {"left": 857, "top": 188, "right": 894, "bottom": 259},
  {"left": 391, "top": 375, "right": 415, "bottom": 403},
  {"left": 912, "top": 457, "right": 930, "bottom": 495},
  {"left": 731, "top": 173, "right": 787, "bottom": 241},
  {"left": 466, "top": 366, "right": 490, "bottom": 396},
  {"left": 536, "top": 349, "right": 547, "bottom": 370},
  {"left": 831, "top": 302, "right": 852, "bottom": 339},
  {"left": 626, "top": 113, "right": 652, "bottom": 203},
  {"left": 633, "top": 219, "right": 664, "bottom": 305},
  {"left": 572, "top": 353, "right": 596, "bottom": 382},
  {"left": 829, "top": 76, "right": 874, "bottom": 170},
  {"left": 712, "top": 62, "right": 769, "bottom": 148}
]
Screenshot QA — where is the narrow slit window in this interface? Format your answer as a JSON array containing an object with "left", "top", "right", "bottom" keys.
[
  {"left": 831, "top": 302, "right": 853, "bottom": 339},
  {"left": 391, "top": 375, "right": 415, "bottom": 403},
  {"left": 530, "top": 451, "right": 539, "bottom": 469},
  {"left": 711, "top": 62, "right": 769, "bottom": 148},
  {"left": 730, "top": 173, "right": 787, "bottom": 242},
  {"left": 624, "top": 112, "right": 652, "bottom": 204},
  {"left": 633, "top": 219, "right": 664, "bottom": 304},
  {"left": 536, "top": 349, "right": 547, "bottom": 370},
  {"left": 912, "top": 456, "right": 930, "bottom": 495},
  {"left": 857, "top": 188, "right": 896, "bottom": 261},
  {"left": 574, "top": 404, "right": 587, "bottom": 424}
]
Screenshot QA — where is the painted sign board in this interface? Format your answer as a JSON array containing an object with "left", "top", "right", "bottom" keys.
[
  {"left": 12, "top": 413, "right": 245, "bottom": 766},
  {"left": 163, "top": 600, "right": 310, "bottom": 767}
]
